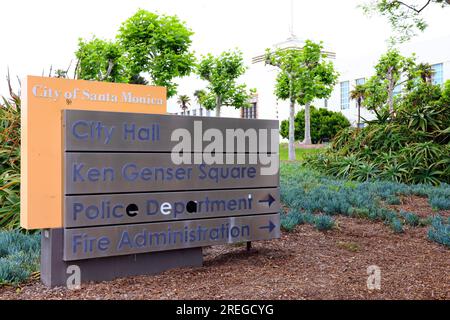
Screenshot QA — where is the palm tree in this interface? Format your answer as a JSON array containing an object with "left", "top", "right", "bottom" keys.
[
  {"left": 416, "top": 63, "right": 434, "bottom": 84},
  {"left": 350, "top": 84, "right": 366, "bottom": 128},
  {"left": 193, "top": 90, "right": 206, "bottom": 115},
  {"left": 177, "top": 94, "right": 191, "bottom": 115}
]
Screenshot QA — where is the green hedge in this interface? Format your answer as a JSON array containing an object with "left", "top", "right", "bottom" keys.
[{"left": 280, "top": 106, "right": 350, "bottom": 143}]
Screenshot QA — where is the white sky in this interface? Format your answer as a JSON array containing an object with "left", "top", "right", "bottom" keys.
[{"left": 0, "top": 0, "right": 449, "bottom": 96}]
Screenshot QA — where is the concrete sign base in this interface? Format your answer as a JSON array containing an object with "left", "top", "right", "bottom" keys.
[{"left": 41, "top": 228, "right": 203, "bottom": 287}]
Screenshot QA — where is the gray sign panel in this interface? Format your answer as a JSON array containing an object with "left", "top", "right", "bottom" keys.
[
  {"left": 65, "top": 153, "right": 279, "bottom": 195},
  {"left": 65, "top": 188, "right": 280, "bottom": 228},
  {"left": 63, "top": 213, "right": 280, "bottom": 261},
  {"left": 64, "top": 110, "right": 279, "bottom": 153}
]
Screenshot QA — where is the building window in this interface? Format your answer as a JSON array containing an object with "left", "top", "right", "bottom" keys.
[
  {"left": 242, "top": 102, "right": 257, "bottom": 119},
  {"left": 192, "top": 109, "right": 197, "bottom": 116},
  {"left": 432, "top": 63, "right": 443, "bottom": 85},
  {"left": 393, "top": 84, "right": 402, "bottom": 97},
  {"left": 340, "top": 81, "right": 350, "bottom": 110},
  {"left": 356, "top": 78, "right": 365, "bottom": 86},
  {"left": 324, "top": 99, "right": 328, "bottom": 109}
]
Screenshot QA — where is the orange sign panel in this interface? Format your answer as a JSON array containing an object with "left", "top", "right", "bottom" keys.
[{"left": 20, "top": 76, "right": 167, "bottom": 229}]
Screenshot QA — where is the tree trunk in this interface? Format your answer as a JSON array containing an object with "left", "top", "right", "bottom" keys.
[
  {"left": 387, "top": 66, "right": 394, "bottom": 115},
  {"left": 303, "top": 102, "right": 312, "bottom": 145},
  {"left": 288, "top": 99, "right": 296, "bottom": 161},
  {"left": 215, "top": 96, "right": 222, "bottom": 117},
  {"left": 357, "top": 99, "right": 361, "bottom": 128}
]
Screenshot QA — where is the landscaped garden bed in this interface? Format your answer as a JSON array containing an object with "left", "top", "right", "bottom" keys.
[
  {"left": 0, "top": 213, "right": 448, "bottom": 300},
  {"left": 0, "top": 163, "right": 448, "bottom": 299}
]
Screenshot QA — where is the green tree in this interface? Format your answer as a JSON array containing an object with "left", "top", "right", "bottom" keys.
[
  {"left": 177, "top": 94, "right": 191, "bottom": 114},
  {"left": 361, "top": 0, "right": 449, "bottom": 44},
  {"left": 350, "top": 84, "right": 367, "bottom": 127},
  {"left": 415, "top": 63, "right": 434, "bottom": 84},
  {"left": 362, "top": 49, "right": 415, "bottom": 115},
  {"left": 280, "top": 106, "right": 351, "bottom": 143},
  {"left": 265, "top": 40, "right": 338, "bottom": 160},
  {"left": 117, "top": 9, "right": 196, "bottom": 97},
  {"left": 75, "top": 37, "right": 126, "bottom": 82},
  {"left": 196, "top": 50, "right": 252, "bottom": 117},
  {"left": 193, "top": 89, "right": 206, "bottom": 112}
]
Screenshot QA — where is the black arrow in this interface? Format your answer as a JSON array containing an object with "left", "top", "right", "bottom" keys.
[
  {"left": 259, "top": 221, "right": 276, "bottom": 233},
  {"left": 259, "top": 194, "right": 276, "bottom": 207}
]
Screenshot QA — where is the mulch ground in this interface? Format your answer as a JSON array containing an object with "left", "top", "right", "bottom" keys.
[
  {"left": 388, "top": 195, "right": 450, "bottom": 219},
  {"left": 0, "top": 208, "right": 448, "bottom": 300}
]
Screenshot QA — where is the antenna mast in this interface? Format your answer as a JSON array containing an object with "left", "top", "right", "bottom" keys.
[{"left": 289, "top": 0, "right": 295, "bottom": 37}]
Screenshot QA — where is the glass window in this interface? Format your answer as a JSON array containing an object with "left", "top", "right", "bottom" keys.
[
  {"left": 393, "top": 84, "right": 402, "bottom": 96},
  {"left": 242, "top": 103, "right": 257, "bottom": 119},
  {"left": 356, "top": 78, "right": 365, "bottom": 86},
  {"left": 340, "top": 81, "right": 350, "bottom": 110},
  {"left": 432, "top": 63, "right": 443, "bottom": 85},
  {"left": 193, "top": 109, "right": 197, "bottom": 116}
]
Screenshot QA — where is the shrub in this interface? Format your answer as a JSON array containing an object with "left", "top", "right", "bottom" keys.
[
  {"left": 281, "top": 210, "right": 301, "bottom": 232},
  {"left": 280, "top": 163, "right": 450, "bottom": 233},
  {"left": 400, "top": 211, "right": 420, "bottom": 227},
  {"left": 280, "top": 106, "right": 350, "bottom": 143},
  {"left": 0, "top": 91, "right": 21, "bottom": 230},
  {"left": 281, "top": 209, "right": 315, "bottom": 232},
  {"left": 305, "top": 70, "right": 450, "bottom": 185},
  {"left": 390, "top": 217, "right": 404, "bottom": 233},
  {"left": 386, "top": 196, "right": 401, "bottom": 205},
  {"left": 429, "top": 196, "right": 450, "bottom": 210},
  {"left": 0, "top": 231, "right": 40, "bottom": 285},
  {"left": 313, "top": 215, "right": 335, "bottom": 231},
  {"left": 427, "top": 216, "right": 450, "bottom": 248}
]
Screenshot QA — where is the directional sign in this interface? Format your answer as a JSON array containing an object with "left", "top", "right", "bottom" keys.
[
  {"left": 62, "top": 109, "right": 281, "bottom": 262},
  {"left": 63, "top": 213, "right": 280, "bottom": 261},
  {"left": 65, "top": 153, "right": 279, "bottom": 194},
  {"left": 65, "top": 188, "right": 280, "bottom": 228},
  {"left": 64, "top": 109, "right": 279, "bottom": 153}
]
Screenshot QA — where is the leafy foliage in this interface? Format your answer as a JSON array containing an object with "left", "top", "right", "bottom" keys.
[
  {"left": 0, "top": 93, "right": 21, "bottom": 230},
  {"left": 75, "top": 37, "right": 127, "bottom": 83},
  {"left": 117, "top": 9, "right": 195, "bottom": 97},
  {"left": 400, "top": 211, "right": 420, "bottom": 227},
  {"left": 75, "top": 9, "right": 196, "bottom": 98},
  {"left": 196, "top": 50, "right": 252, "bottom": 116},
  {"left": 0, "top": 231, "right": 40, "bottom": 285},
  {"left": 390, "top": 217, "right": 404, "bottom": 233},
  {"left": 265, "top": 40, "right": 339, "bottom": 159},
  {"left": 427, "top": 215, "right": 450, "bottom": 248},
  {"left": 177, "top": 94, "right": 191, "bottom": 114},
  {"left": 280, "top": 106, "right": 350, "bottom": 143},
  {"left": 306, "top": 50, "right": 450, "bottom": 185},
  {"left": 361, "top": 0, "right": 449, "bottom": 44},
  {"left": 313, "top": 215, "right": 335, "bottom": 231}
]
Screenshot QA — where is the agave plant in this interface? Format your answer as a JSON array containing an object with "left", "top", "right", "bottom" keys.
[
  {"left": 405, "top": 142, "right": 445, "bottom": 166},
  {"left": 380, "top": 162, "right": 408, "bottom": 183},
  {"left": 351, "top": 162, "right": 381, "bottom": 182},
  {"left": 411, "top": 163, "right": 444, "bottom": 186},
  {"left": 407, "top": 104, "right": 443, "bottom": 133},
  {"left": 336, "top": 155, "right": 361, "bottom": 178}
]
